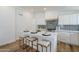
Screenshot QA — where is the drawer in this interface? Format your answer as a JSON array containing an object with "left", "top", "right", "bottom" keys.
[
  {"left": 58, "top": 32, "right": 79, "bottom": 46},
  {"left": 70, "top": 33, "right": 79, "bottom": 46}
]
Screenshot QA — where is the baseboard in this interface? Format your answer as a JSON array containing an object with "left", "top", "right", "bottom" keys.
[{"left": 0, "top": 40, "right": 16, "bottom": 48}]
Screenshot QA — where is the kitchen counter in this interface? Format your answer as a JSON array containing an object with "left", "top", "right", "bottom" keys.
[{"left": 57, "top": 30, "right": 79, "bottom": 33}]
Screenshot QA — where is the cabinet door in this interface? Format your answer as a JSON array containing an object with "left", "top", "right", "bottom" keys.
[
  {"left": 35, "top": 13, "right": 46, "bottom": 25},
  {"left": 70, "top": 14, "right": 77, "bottom": 25},
  {"left": 78, "top": 34, "right": 79, "bottom": 46},
  {"left": 58, "top": 14, "right": 78, "bottom": 25},
  {"left": 59, "top": 32, "right": 71, "bottom": 44},
  {"left": 63, "top": 15, "right": 71, "bottom": 25},
  {"left": 70, "top": 33, "right": 79, "bottom": 46},
  {"left": 58, "top": 15, "right": 71, "bottom": 25},
  {"left": 77, "top": 14, "right": 79, "bottom": 25},
  {"left": 58, "top": 15, "right": 64, "bottom": 25}
]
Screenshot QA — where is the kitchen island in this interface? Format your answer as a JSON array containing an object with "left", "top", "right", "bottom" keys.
[{"left": 23, "top": 31, "right": 57, "bottom": 52}]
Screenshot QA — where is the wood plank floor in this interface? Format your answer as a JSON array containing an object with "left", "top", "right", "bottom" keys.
[
  {"left": 0, "top": 40, "right": 79, "bottom": 52},
  {"left": 0, "top": 40, "right": 38, "bottom": 52},
  {"left": 57, "top": 42, "right": 79, "bottom": 52}
]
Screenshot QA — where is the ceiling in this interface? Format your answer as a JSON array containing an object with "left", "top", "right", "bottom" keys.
[{"left": 19, "top": 6, "right": 79, "bottom": 12}]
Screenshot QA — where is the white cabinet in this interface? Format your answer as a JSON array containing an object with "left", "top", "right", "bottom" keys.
[
  {"left": 59, "top": 15, "right": 71, "bottom": 25},
  {"left": 58, "top": 16, "right": 63, "bottom": 25},
  {"left": 45, "top": 11, "right": 58, "bottom": 19},
  {"left": 58, "top": 14, "right": 78, "bottom": 25},
  {"left": 70, "top": 33, "right": 79, "bottom": 46},
  {"left": 77, "top": 14, "right": 79, "bottom": 24},
  {"left": 35, "top": 12, "right": 46, "bottom": 25},
  {"left": 70, "top": 14, "right": 77, "bottom": 25},
  {"left": 58, "top": 31, "right": 79, "bottom": 46},
  {"left": 59, "top": 32, "right": 71, "bottom": 44}
]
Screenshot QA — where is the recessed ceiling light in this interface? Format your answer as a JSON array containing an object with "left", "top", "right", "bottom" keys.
[{"left": 44, "top": 8, "right": 47, "bottom": 11}]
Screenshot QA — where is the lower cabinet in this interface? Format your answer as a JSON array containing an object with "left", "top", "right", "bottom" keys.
[
  {"left": 70, "top": 33, "right": 79, "bottom": 46},
  {"left": 58, "top": 31, "right": 79, "bottom": 46}
]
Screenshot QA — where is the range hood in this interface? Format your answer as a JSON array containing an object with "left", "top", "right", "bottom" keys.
[{"left": 46, "top": 19, "right": 58, "bottom": 31}]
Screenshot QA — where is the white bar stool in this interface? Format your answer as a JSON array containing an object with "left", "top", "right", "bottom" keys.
[
  {"left": 37, "top": 40, "right": 51, "bottom": 52},
  {"left": 18, "top": 36, "right": 26, "bottom": 49},
  {"left": 25, "top": 37, "right": 38, "bottom": 52}
]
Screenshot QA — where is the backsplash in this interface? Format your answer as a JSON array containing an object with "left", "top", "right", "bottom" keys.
[
  {"left": 46, "top": 20, "right": 58, "bottom": 31},
  {"left": 59, "top": 25, "right": 79, "bottom": 31},
  {"left": 38, "top": 25, "right": 46, "bottom": 29}
]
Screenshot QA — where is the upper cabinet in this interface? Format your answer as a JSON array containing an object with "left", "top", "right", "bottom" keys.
[
  {"left": 58, "top": 14, "right": 78, "bottom": 25},
  {"left": 70, "top": 14, "right": 78, "bottom": 25},
  {"left": 35, "top": 12, "right": 46, "bottom": 25},
  {"left": 77, "top": 14, "right": 79, "bottom": 24},
  {"left": 59, "top": 15, "right": 70, "bottom": 25},
  {"left": 45, "top": 11, "right": 58, "bottom": 20}
]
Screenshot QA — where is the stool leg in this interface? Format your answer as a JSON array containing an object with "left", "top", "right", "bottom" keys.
[
  {"left": 19, "top": 39, "right": 21, "bottom": 48},
  {"left": 31, "top": 41, "right": 33, "bottom": 52},
  {"left": 26, "top": 40, "right": 30, "bottom": 52},
  {"left": 25, "top": 39, "right": 27, "bottom": 51},
  {"left": 26, "top": 39, "right": 27, "bottom": 45},
  {"left": 21, "top": 38, "right": 24, "bottom": 50},
  {"left": 28, "top": 40, "right": 31, "bottom": 51},
  {"left": 22, "top": 38, "right": 24, "bottom": 49},
  {"left": 37, "top": 40, "right": 38, "bottom": 51},
  {"left": 22, "top": 37, "right": 24, "bottom": 44},
  {"left": 29, "top": 40, "right": 30, "bottom": 46},
  {"left": 50, "top": 42, "right": 51, "bottom": 52},
  {"left": 46, "top": 47, "right": 47, "bottom": 52},
  {"left": 37, "top": 44, "right": 39, "bottom": 52},
  {"left": 42, "top": 46, "right": 43, "bottom": 52}
]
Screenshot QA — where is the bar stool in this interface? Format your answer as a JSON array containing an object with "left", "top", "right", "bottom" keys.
[
  {"left": 25, "top": 37, "right": 38, "bottom": 52},
  {"left": 37, "top": 40, "right": 51, "bottom": 52},
  {"left": 18, "top": 36, "right": 26, "bottom": 49}
]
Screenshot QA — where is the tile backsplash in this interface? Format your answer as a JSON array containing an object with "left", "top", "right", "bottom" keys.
[
  {"left": 38, "top": 25, "right": 46, "bottom": 29},
  {"left": 59, "top": 25, "right": 79, "bottom": 31}
]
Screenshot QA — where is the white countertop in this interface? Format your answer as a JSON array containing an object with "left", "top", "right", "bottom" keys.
[
  {"left": 23, "top": 31, "right": 57, "bottom": 40},
  {"left": 57, "top": 30, "right": 79, "bottom": 33}
]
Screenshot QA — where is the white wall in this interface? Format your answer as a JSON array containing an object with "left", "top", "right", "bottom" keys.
[
  {"left": 0, "top": 7, "right": 16, "bottom": 46},
  {"left": 15, "top": 8, "right": 36, "bottom": 38}
]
